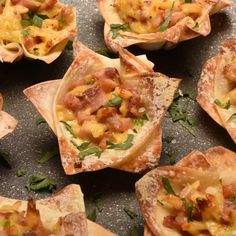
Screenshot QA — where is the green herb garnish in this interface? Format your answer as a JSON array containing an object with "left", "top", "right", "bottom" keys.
[
  {"left": 22, "top": 27, "right": 30, "bottom": 37},
  {"left": 132, "top": 113, "right": 149, "bottom": 126},
  {"left": 162, "top": 176, "right": 176, "bottom": 195},
  {"left": 65, "top": 40, "right": 73, "bottom": 50},
  {"left": 78, "top": 147, "right": 102, "bottom": 160},
  {"left": 183, "top": 199, "right": 194, "bottom": 221},
  {"left": 214, "top": 99, "right": 231, "bottom": 109},
  {"left": 35, "top": 117, "right": 46, "bottom": 125},
  {"left": 129, "top": 226, "right": 139, "bottom": 236},
  {"left": 71, "top": 140, "right": 91, "bottom": 151},
  {"left": 87, "top": 208, "right": 97, "bottom": 222},
  {"left": 167, "top": 152, "right": 177, "bottom": 165},
  {"left": 93, "top": 192, "right": 104, "bottom": 212},
  {"left": 110, "top": 24, "right": 131, "bottom": 39},
  {"left": 32, "top": 14, "right": 43, "bottom": 27},
  {"left": 0, "top": 151, "right": 12, "bottom": 168},
  {"left": 95, "top": 48, "right": 118, "bottom": 58},
  {"left": 26, "top": 173, "right": 56, "bottom": 192},
  {"left": 17, "top": 168, "right": 26, "bottom": 177},
  {"left": 158, "top": 1, "right": 175, "bottom": 32},
  {"left": 85, "top": 78, "right": 95, "bottom": 85},
  {"left": 21, "top": 19, "right": 32, "bottom": 26},
  {"left": 106, "top": 95, "right": 122, "bottom": 107},
  {"left": 38, "top": 146, "right": 59, "bottom": 164},
  {"left": 123, "top": 208, "right": 138, "bottom": 219},
  {"left": 60, "top": 121, "right": 76, "bottom": 137},
  {"left": 193, "top": 22, "right": 199, "bottom": 29},
  {"left": 185, "top": 0, "right": 192, "bottom": 3},
  {"left": 107, "top": 134, "right": 134, "bottom": 150}
]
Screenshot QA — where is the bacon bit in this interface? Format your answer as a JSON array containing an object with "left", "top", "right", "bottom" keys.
[
  {"left": 128, "top": 95, "right": 143, "bottom": 118},
  {"left": 40, "top": 0, "right": 57, "bottom": 10},
  {"left": 93, "top": 68, "right": 120, "bottom": 93},
  {"left": 64, "top": 94, "right": 83, "bottom": 112},
  {"left": 83, "top": 85, "right": 108, "bottom": 113},
  {"left": 224, "top": 63, "right": 236, "bottom": 83},
  {"left": 221, "top": 201, "right": 235, "bottom": 225},
  {"left": 106, "top": 115, "right": 132, "bottom": 132},
  {"left": 68, "top": 79, "right": 85, "bottom": 90},
  {"left": 223, "top": 184, "right": 236, "bottom": 198},
  {"left": 96, "top": 107, "right": 116, "bottom": 122},
  {"left": 98, "top": 134, "right": 112, "bottom": 149},
  {"left": 76, "top": 113, "right": 93, "bottom": 125},
  {"left": 24, "top": 37, "right": 42, "bottom": 50},
  {"left": 11, "top": 0, "right": 40, "bottom": 11},
  {"left": 163, "top": 215, "right": 181, "bottom": 230},
  {"left": 118, "top": 88, "right": 133, "bottom": 100},
  {"left": 0, "top": 6, "right": 3, "bottom": 14}
]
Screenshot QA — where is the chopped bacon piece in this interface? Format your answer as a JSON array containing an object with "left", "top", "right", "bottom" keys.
[
  {"left": 128, "top": 95, "right": 143, "bottom": 118},
  {"left": 11, "top": 0, "right": 40, "bottom": 11},
  {"left": 40, "top": 0, "right": 57, "bottom": 10},
  {"left": 83, "top": 85, "right": 108, "bottom": 113},
  {"left": 98, "top": 134, "right": 112, "bottom": 149},
  {"left": 77, "top": 113, "right": 94, "bottom": 125},
  {"left": 93, "top": 68, "right": 120, "bottom": 93},
  {"left": 223, "top": 184, "right": 236, "bottom": 198},
  {"left": 106, "top": 115, "right": 132, "bottom": 132},
  {"left": 96, "top": 107, "right": 116, "bottom": 122},
  {"left": 163, "top": 215, "right": 181, "bottom": 230},
  {"left": 64, "top": 94, "right": 83, "bottom": 111},
  {"left": 24, "top": 37, "right": 42, "bottom": 50}
]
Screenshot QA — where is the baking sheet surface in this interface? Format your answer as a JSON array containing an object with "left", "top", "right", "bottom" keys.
[{"left": 0, "top": 1, "right": 235, "bottom": 235}]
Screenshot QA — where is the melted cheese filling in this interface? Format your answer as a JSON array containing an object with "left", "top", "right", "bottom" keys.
[
  {"left": 0, "top": 0, "right": 75, "bottom": 56},
  {"left": 57, "top": 67, "right": 149, "bottom": 156},
  {"left": 114, "top": 0, "right": 202, "bottom": 34}
]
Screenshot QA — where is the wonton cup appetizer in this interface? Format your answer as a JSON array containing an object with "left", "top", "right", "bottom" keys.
[
  {"left": 0, "top": 93, "right": 17, "bottom": 139},
  {"left": 136, "top": 146, "right": 236, "bottom": 236},
  {"left": 197, "top": 39, "right": 236, "bottom": 144},
  {"left": 0, "top": 0, "right": 76, "bottom": 63},
  {"left": 97, "top": 0, "right": 230, "bottom": 52},
  {"left": 0, "top": 184, "right": 116, "bottom": 235},
  {"left": 24, "top": 41, "right": 180, "bottom": 175}
]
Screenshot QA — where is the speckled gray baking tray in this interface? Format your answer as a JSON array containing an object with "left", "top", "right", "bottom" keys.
[{"left": 0, "top": 1, "right": 236, "bottom": 235}]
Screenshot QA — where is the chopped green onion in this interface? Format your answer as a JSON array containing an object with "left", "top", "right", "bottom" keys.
[
  {"left": 38, "top": 146, "right": 59, "bottom": 164},
  {"left": 87, "top": 208, "right": 97, "bottom": 222},
  {"left": 214, "top": 99, "right": 231, "bottom": 109},
  {"left": 93, "top": 192, "right": 104, "bottom": 212},
  {"left": 110, "top": 24, "right": 131, "bottom": 39},
  {"left": 129, "top": 226, "right": 139, "bottom": 236},
  {"left": 78, "top": 147, "right": 102, "bottom": 160},
  {"left": 32, "top": 14, "right": 43, "bottom": 28},
  {"left": 107, "top": 134, "right": 134, "bottom": 150},
  {"left": 17, "top": 168, "right": 26, "bottom": 177},
  {"left": 106, "top": 95, "right": 122, "bottom": 107},
  {"left": 71, "top": 140, "right": 91, "bottom": 151},
  {"left": 158, "top": 1, "right": 175, "bottom": 32},
  {"left": 65, "top": 40, "right": 73, "bottom": 50},
  {"left": 22, "top": 28, "right": 30, "bottom": 37},
  {"left": 35, "top": 117, "right": 46, "bottom": 125},
  {"left": 183, "top": 199, "right": 194, "bottom": 221},
  {"left": 162, "top": 176, "right": 176, "bottom": 195},
  {"left": 132, "top": 113, "right": 149, "bottom": 126},
  {"left": 60, "top": 121, "right": 76, "bottom": 137},
  {"left": 21, "top": 19, "right": 32, "bottom": 26}
]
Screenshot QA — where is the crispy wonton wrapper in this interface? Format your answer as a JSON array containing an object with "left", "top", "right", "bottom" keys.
[
  {"left": 0, "top": 93, "right": 17, "bottom": 139},
  {"left": 0, "top": 184, "right": 116, "bottom": 235},
  {"left": 97, "top": 0, "right": 230, "bottom": 52},
  {"left": 24, "top": 41, "right": 180, "bottom": 175},
  {"left": 0, "top": 0, "right": 76, "bottom": 63},
  {"left": 136, "top": 146, "right": 236, "bottom": 236},
  {"left": 197, "top": 38, "right": 236, "bottom": 144}
]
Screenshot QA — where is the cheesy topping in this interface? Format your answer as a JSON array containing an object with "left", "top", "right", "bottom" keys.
[
  {"left": 0, "top": 200, "right": 58, "bottom": 235},
  {"left": 0, "top": 0, "right": 75, "bottom": 57},
  {"left": 159, "top": 177, "right": 236, "bottom": 235},
  {"left": 57, "top": 67, "right": 149, "bottom": 157},
  {"left": 114, "top": 0, "right": 202, "bottom": 34}
]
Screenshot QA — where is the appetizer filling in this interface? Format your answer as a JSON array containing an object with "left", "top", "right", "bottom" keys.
[
  {"left": 0, "top": 0, "right": 75, "bottom": 56},
  {"left": 113, "top": 0, "right": 202, "bottom": 34},
  {"left": 214, "top": 56, "right": 236, "bottom": 112},
  {"left": 57, "top": 67, "right": 149, "bottom": 159},
  {"left": 159, "top": 177, "right": 236, "bottom": 235},
  {"left": 0, "top": 200, "right": 56, "bottom": 235}
]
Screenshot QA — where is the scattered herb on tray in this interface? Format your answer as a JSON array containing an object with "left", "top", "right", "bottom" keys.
[
  {"left": 87, "top": 208, "right": 97, "bottom": 222},
  {"left": 26, "top": 173, "right": 56, "bottom": 193},
  {"left": 166, "top": 152, "right": 177, "bottom": 165},
  {"left": 129, "top": 226, "right": 139, "bottom": 236},
  {"left": 0, "top": 151, "right": 12, "bottom": 168},
  {"left": 93, "top": 192, "right": 104, "bottom": 212},
  {"left": 35, "top": 117, "right": 46, "bottom": 125},
  {"left": 65, "top": 40, "right": 73, "bottom": 50},
  {"left": 95, "top": 48, "right": 118, "bottom": 58},
  {"left": 17, "top": 168, "right": 26, "bottom": 177},
  {"left": 38, "top": 146, "right": 59, "bottom": 164},
  {"left": 123, "top": 207, "right": 138, "bottom": 219}
]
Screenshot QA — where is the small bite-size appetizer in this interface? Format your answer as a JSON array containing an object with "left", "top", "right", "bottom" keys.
[
  {"left": 197, "top": 39, "right": 236, "bottom": 144},
  {"left": 0, "top": 93, "right": 17, "bottom": 139},
  {"left": 24, "top": 41, "right": 180, "bottom": 174},
  {"left": 97, "top": 0, "right": 230, "bottom": 52},
  {"left": 0, "top": 0, "right": 76, "bottom": 63},
  {"left": 136, "top": 146, "right": 236, "bottom": 236},
  {"left": 0, "top": 184, "right": 116, "bottom": 235}
]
